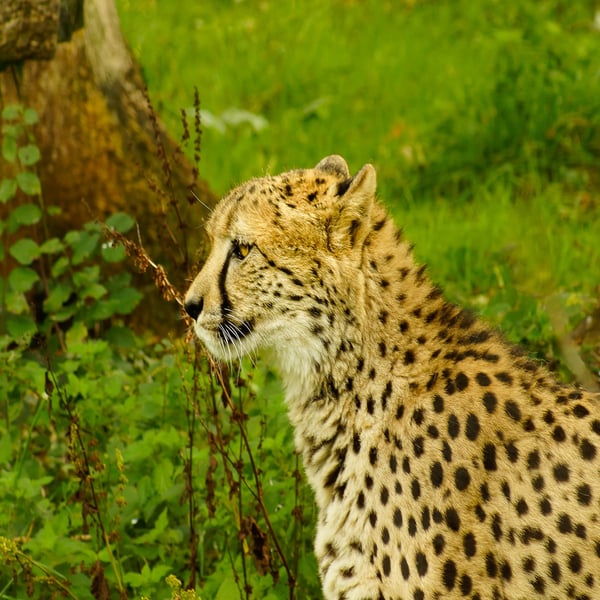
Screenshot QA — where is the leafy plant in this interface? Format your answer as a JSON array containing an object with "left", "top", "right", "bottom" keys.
[{"left": 0, "top": 102, "right": 321, "bottom": 599}]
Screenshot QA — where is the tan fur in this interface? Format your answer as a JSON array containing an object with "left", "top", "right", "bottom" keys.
[{"left": 185, "top": 156, "right": 600, "bottom": 600}]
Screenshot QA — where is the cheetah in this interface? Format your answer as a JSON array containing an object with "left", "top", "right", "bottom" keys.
[{"left": 184, "top": 155, "right": 600, "bottom": 600}]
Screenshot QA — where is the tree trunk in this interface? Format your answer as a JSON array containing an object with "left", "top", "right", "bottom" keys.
[{"left": 0, "top": 0, "right": 216, "bottom": 331}]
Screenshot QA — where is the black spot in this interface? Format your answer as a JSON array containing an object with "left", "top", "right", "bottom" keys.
[
  {"left": 369, "top": 511, "right": 377, "bottom": 527},
  {"left": 381, "top": 527, "right": 390, "bottom": 545},
  {"left": 505, "top": 442, "right": 519, "bottom": 463},
  {"left": 465, "top": 413, "right": 480, "bottom": 441},
  {"left": 433, "top": 394, "right": 444, "bottom": 412},
  {"left": 433, "top": 533, "right": 445, "bottom": 555},
  {"left": 475, "top": 373, "right": 492, "bottom": 387},
  {"left": 404, "top": 349, "right": 415, "bottom": 365},
  {"left": 552, "top": 425, "right": 566, "bottom": 442},
  {"left": 531, "top": 478, "right": 545, "bottom": 497},
  {"left": 399, "top": 320, "right": 409, "bottom": 333},
  {"left": 393, "top": 508, "right": 403, "bottom": 528},
  {"left": 412, "top": 408, "right": 424, "bottom": 425},
  {"left": 400, "top": 556, "right": 410, "bottom": 579},
  {"left": 495, "top": 371, "right": 513, "bottom": 385},
  {"left": 460, "top": 574, "right": 473, "bottom": 596},
  {"left": 324, "top": 463, "right": 342, "bottom": 487},
  {"left": 515, "top": 498, "right": 529, "bottom": 516},
  {"left": 443, "top": 560, "right": 457, "bottom": 590},
  {"left": 426, "top": 372, "right": 439, "bottom": 390},
  {"left": 491, "top": 515, "right": 504, "bottom": 540},
  {"left": 483, "top": 391, "right": 497, "bottom": 413},
  {"left": 369, "top": 447, "right": 378, "bottom": 466},
  {"left": 415, "top": 552, "right": 428, "bottom": 576},
  {"left": 445, "top": 508, "right": 460, "bottom": 531},
  {"left": 455, "top": 467, "right": 471, "bottom": 491},
  {"left": 553, "top": 464, "right": 569, "bottom": 482},
  {"left": 427, "top": 425, "right": 439, "bottom": 439},
  {"left": 411, "top": 479, "right": 421, "bottom": 500},
  {"left": 413, "top": 437, "right": 425, "bottom": 457},
  {"left": 568, "top": 551, "right": 582, "bottom": 573},
  {"left": 430, "top": 462, "right": 444, "bottom": 487},
  {"left": 580, "top": 438, "right": 597, "bottom": 460},
  {"left": 455, "top": 372, "right": 469, "bottom": 391},
  {"left": 463, "top": 532, "right": 476, "bottom": 558},
  {"left": 500, "top": 560, "right": 512, "bottom": 581},
  {"left": 573, "top": 404, "right": 590, "bottom": 418},
  {"left": 527, "top": 449, "right": 540, "bottom": 469},
  {"left": 382, "top": 554, "right": 391, "bottom": 577},
  {"left": 505, "top": 400, "right": 521, "bottom": 421},
  {"left": 539, "top": 498, "right": 552, "bottom": 515},
  {"left": 486, "top": 553, "right": 498, "bottom": 578},
  {"left": 577, "top": 483, "right": 592, "bottom": 505},
  {"left": 380, "top": 486, "right": 389, "bottom": 506},
  {"left": 421, "top": 507, "right": 431, "bottom": 530},
  {"left": 466, "top": 330, "right": 490, "bottom": 344},
  {"left": 357, "top": 491, "right": 365, "bottom": 509},
  {"left": 558, "top": 513, "right": 573, "bottom": 534},
  {"left": 549, "top": 561, "right": 561, "bottom": 583},
  {"left": 483, "top": 443, "right": 497, "bottom": 471},
  {"left": 448, "top": 414, "right": 460, "bottom": 438},
  {"left": 352, "top": 433, "right": 361, "bottom": 454},
  {"left": 442, "top": 441, "right": 453, "bottom": 462},
  {"left": 367, "top": 397, "right": 375, "bottom": 415}
]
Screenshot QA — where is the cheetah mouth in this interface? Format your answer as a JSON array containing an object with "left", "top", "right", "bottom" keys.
[{"left": 217, "top": 318, "right": 255, "bottom": 345}]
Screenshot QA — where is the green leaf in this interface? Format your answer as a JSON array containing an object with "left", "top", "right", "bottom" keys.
[
  {"left": 23, "top": 108, "right": 38, "bottom": 125},
  {"left": 2, "top": 105, "right": 21, "bottom": 120},
  {"left": 81, "top": 283, "right": 107, "bottom": 300},
  {"left": 51, "top": 256, "right": 69, "bottom": 277},
  {"left": 8, "top": 202, "right": 42, "bottom": 232},
  {"left": 70, "top": 231, "right": 100, "bottom": 264},
  {"left": 9, "top": 239, "right": 40, "bottom": 264},
  {"left": 8, "top": 267, "right": 39, "bottom": 293},
  {"left": 101, "top": 243, "right": 126, "bottom": 263},
  {"left": 18, "top": 144, "right": 41, "bottom": 166},
  {"left": 6, "top": 314, "right": 36, "bottom": 339},
  {"left": 39, "top": 237, "right": 64, "bottom": 255},
  {"left": 44, "top": 282, "right": 73, "bottom": 313},
  {"left": 0, "top": 178, "right": 17, "bottom": 203},
  {"left": 16, "top": 171, "right": 41, "bottom": 196},
  {"left": 105, "top": 212, "right": 135, "bottom": 233},
  {"left": 66, "top": 321, "right": 87, "bottom": 348},
  {"left": 2, "top": 136, "right": 17, "bottom": 163},
  {"left": 215, "top": 578, "right": 239, "bottom": 600}
]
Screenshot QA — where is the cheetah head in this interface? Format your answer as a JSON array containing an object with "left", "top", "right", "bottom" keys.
[{"left": 184, "top": 155, "right": 377, "bottom": 372}]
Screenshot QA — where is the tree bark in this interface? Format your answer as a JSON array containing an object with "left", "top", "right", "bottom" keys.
[
  {"left": 0, "top": 0, "right": 216, "bottom": 331},
  {"left": 0, "top": 0, "right": 59, "bottom": 63},
  {"left": 0, "top": 0, "right": 215, "bottom": 263}
]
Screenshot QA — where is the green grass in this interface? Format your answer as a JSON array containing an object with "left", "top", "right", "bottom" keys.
[{"left": 118, "top": 0, "right": 600, "bottom": 371}]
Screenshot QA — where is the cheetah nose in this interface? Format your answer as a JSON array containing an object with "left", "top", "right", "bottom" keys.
[{"left": 184, "top": 297, "right": 204, "bottom": 321}]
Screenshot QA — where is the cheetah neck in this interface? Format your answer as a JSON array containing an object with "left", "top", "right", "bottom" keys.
[{"left": 278, "top": 208, "right": 447, "bottom": 488}]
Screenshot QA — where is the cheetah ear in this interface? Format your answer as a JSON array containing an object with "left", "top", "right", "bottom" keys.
[
  {"left": 314, "top": 155, "right": 350, "bottom": 179},
  {"left": 328, "top": 163, "right": 376, "bottom": 253}
]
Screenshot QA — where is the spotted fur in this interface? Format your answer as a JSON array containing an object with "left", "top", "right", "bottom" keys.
[{"left": 185, "top": 155, "right": 600, "bottom": 600}]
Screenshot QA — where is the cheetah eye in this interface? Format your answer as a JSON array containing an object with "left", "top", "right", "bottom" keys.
[{"left": 232, "top": 240, "right": 252, "bottom": 260}]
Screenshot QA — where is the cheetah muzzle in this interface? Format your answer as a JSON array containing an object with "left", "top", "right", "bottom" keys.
[{"left": 185, "top": 155, "right": 600, "bottom": 600}]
